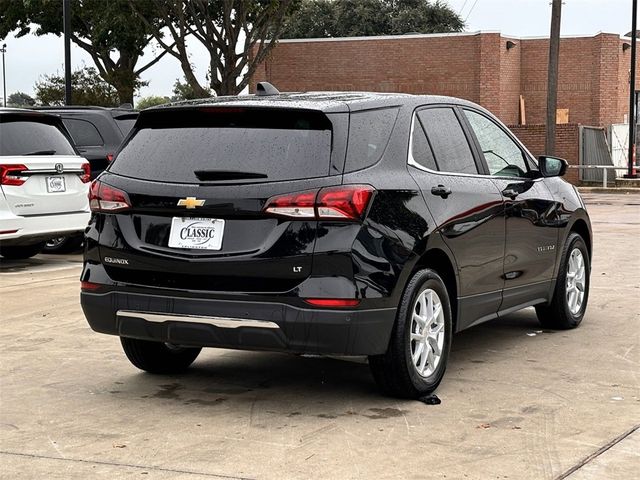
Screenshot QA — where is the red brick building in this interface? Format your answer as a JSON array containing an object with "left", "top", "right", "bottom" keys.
[{"left": 252, "top": 31, "right": 638, "bottom": 128}]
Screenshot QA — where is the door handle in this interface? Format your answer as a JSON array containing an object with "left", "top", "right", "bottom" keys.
[
  {"left": 502, "top": 188, "right": 519, "bottom": 200},
  {"left": 431, "top": 185, "right": 452, "bottom": 199}
]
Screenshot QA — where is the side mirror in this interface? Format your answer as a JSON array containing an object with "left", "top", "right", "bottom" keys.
[{"left": 538, "top": 156, "right": 568, "bottom": 177}]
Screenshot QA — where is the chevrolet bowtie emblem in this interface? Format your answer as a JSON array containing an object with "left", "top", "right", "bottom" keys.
[{"left": 177, "top": 197, "right": 205, "bottom": 209}]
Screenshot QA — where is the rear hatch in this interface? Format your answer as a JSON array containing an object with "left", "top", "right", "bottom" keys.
[
  {"left": 97, "top": 106, "right": 348, "bottom": 293},
  {"left": 1, "top": 112, "right": 90, "bottom": 216}
]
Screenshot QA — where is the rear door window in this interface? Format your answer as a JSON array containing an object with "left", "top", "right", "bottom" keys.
[
  {"left": 63, "top": 118, "right": 104, "bottom": 147},
  {"left": 410, "top": 116, "right": 438, "bottom": 171},
  {"left": 0, "top": 116, "right": 76, "bottom": 156},
  {"left": 110, "top": 108, "right": 333, "bottom": 183},
  {"left": 417, "top": 108, "right": 478, "bottom": 175}
]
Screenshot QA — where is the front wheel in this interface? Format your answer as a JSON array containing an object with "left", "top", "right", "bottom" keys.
[
  {"left": 369, "top": 269, "right": 453, "bottom": 398},
  {"left": 535, "top": 232, "right": 590, "bottom": 329},
  {"left": 120, "top": 337, "right": 202, "bottom": 374}
]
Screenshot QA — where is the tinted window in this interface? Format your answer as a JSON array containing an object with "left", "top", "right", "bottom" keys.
[
  {"left": 410, "top": 116, "right": 438, "bottom": 171},
  {"left": 0, "top": 117, "right": 76, "bottom": 156},
  {"left": 114, "top": 116, "right": 137, "bottom": 135},
  {"left": 110, "top": 108, "right": 333, "bottom": 183},
  {"left": 345, "top": 107, "right": 399, "bottom": 171},
  {"left": 63, "top": 118, "right": 104, "bottom": 146},
  {"left": 464, "top": 110, "right": 530, "bottom": 177},
  {"left": 418, "top": 108, "right": 477, "bottom": 175}
]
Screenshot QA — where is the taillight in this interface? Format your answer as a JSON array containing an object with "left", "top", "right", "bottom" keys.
[
  {"left": 0, "top": 164, "right": 28, "bottom": 186},
  {"left": 304, "top": 298, "right": 361, "bottom": 308},
  {"left": 80, "top": 163, "right": 91, "bottom": 183},
  {"left": 106, "top": 153, "right": 114, "bottom": 162},
  {"left": 81, "top": 281, "right": 104, "bottom": 292},
  {"left": 264, "top": 185, "right": 374, "bottom": 221},
  {"left": 89, "top": 180, "right": 131, "bottom": 212}
]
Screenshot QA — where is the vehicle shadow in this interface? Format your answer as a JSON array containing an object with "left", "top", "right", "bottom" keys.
[{"left": 107, "top": 308, "right": 548, "bottom": 410}]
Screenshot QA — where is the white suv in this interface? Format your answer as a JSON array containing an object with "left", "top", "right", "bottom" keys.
[{"left": 0, "top": 109, "right": 91, "bottom": 259}]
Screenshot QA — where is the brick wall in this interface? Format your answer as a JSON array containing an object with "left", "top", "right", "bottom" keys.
[
  {"left": 509, "top": 124, "right": 581, "bottom": 185},
  {"left": 252, "top": 32, "right": 638, "bottom": 128}
]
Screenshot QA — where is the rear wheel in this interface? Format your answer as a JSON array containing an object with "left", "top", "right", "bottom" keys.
[
  {"left": 369, "top": 269, "right": 452, "bottom": 398},
  {"left": 120, "top": 337, "right": 201, "bottom": 374},
  {"left": 0, "top": 242, "right": 45, "bottom": 260},
  {"left": 43, "top": 234, "right": 83, "bottom": 253},
  {"left": 535, "top": 233, "right": 590, "bottom": 329}
]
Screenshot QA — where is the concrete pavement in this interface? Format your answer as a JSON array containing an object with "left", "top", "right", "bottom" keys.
[{"left": 1, "top": 193, "right": 638, "bottom": 479}]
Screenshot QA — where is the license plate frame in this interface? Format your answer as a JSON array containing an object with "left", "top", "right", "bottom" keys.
[
  {"left": 46, "top": 176, "right": 66, "bottom": 193},
  {"left": 168, "top": 217, "right": 225, "bottom": 250}
]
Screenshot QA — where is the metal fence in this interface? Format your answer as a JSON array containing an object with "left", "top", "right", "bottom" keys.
[{"left": 569, "top": 165, "right": 638, "bottom": 188}]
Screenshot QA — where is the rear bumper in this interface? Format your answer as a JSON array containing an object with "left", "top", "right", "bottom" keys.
[
  {"left": 0, "top": 210, "right": 90, "bottom": 245},
  {"left": 81, "top": 290, "right": 397, "bottom": 356}
]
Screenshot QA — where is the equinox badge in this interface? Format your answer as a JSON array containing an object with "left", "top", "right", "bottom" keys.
[{"left": 177, "top": 197, "right": 205, "bottom": 209}]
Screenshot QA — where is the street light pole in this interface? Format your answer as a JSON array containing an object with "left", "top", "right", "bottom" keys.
[
  {"left": 625, "top": 0, "right": 638, "bottom": 178},
  {"left": 63, "top": 0, "right": 72, "bottom": 105},
  {"left": 545, "top": 0, "right": 563, "bottom": 155},
  {"left": 1, "top": 44, "right": 6, "bottom": 108}
]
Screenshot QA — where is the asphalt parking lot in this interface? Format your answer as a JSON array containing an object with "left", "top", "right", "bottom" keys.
[{"left": 1, "top": 193, "right": 638, "bottom": 480}]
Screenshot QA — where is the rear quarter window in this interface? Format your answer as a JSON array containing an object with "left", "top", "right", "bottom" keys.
[
  {"left": 109, "top": 108, "right": 334, "bottom": 184},
  {"left": 63, "top": 118, "right": 104, "bottom": 146},
  {"left": 344, "top": 107, "right": 399, "bottom": 172},
  {"left": 0, "top": 116, "right": 76, "bottom": 156}
]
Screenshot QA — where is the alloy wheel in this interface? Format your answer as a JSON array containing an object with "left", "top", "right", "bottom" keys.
[
  {"left": 566, "top": 248, "right": 586, "bottom": 315},
  {"left": 410, "top": 288, "right": 445, "bottom": 378}
]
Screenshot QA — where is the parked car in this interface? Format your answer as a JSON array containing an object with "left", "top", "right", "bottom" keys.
[
  {"left": 0, "top": 109, "right": 91, "bottom": 260},
  {"left": 35, "top": 105, "right": 138, "bottom": 179},
  {"left": 80, "top": 85, "right": 592, "bottom": 398},
  {"left": 34, "top": 105, "right": 138, "bottom": 252}
]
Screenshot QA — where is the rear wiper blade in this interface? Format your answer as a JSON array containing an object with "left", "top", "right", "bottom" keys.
[
  {"left": 194, "top": 170, "right": 268, "bottom": 181},
  {"left": 24, "top": 150, "right": 56, "bottom": 156}
]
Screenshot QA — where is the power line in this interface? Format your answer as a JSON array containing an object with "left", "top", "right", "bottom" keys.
[
  {"left": 464, "top": 0, "right": 480, "bottom": 22},
  {"left": 459, "top": 0, "right": 470, "bottom": 16}
]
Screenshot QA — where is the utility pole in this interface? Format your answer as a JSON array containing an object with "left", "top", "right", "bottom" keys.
[
  {"left": 625, "top": 0, "right": 638, "bottom": 178},
  {"left": 1, "top": 44, "right": 6, "bottom": 108},
  {"left": 63, "top": 0, "right": 72, "bottom": 105},
  {"left": 545, "top": 0, "right": 563, "bottom": 155}
]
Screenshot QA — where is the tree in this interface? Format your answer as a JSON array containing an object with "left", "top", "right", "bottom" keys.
[
  {"left": 281, "top": 0, "right": 465, "bottom": 39},
  {"left": 7, "top": 91, "right": 36, "bottom": 107},
  {"left": 172, "top": 78, "right": 207, "bottom": 101},
  {"left": 136, "top": 95, "right": 171, "bottom": 110},
  {"left": 0, "top": 0, "right": 168, "bottom": 105},
  {"left": 35, "top": 67, "right": 120, "bottom": 106},
  {"left": 131, "top": 0, "right": 296, "bottom": 96}
]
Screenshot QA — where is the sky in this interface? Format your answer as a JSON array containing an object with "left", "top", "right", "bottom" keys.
[{"left": 0, "top": 0, "right": 634, "bottom": 102}]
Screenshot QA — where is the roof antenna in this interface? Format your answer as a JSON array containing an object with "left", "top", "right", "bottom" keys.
[{"left": 256, "top": 82, "right": 280, "bottom": 96}]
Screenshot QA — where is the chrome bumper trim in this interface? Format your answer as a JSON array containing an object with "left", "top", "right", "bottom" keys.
[{"left": 116, "top": 310, "right": 280, "bottom": 330}]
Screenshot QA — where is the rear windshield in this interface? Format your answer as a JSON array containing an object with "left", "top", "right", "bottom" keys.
[
  {"left": 0, "top": 116, "right": 76, "bottom": 156},
  {"left": 110, "top": 108, "right": 333, "bottom": 183}
]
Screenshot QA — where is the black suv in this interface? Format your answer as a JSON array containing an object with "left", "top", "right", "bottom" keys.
[
  {"left": 81, "top": 87, "right": 592, "bottom": 398},
  {"left": 36, "top": 106, "right": 138, "bottom": 179}
]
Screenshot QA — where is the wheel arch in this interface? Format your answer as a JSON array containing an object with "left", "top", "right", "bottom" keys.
[
  {"left": 411, "top": 247, "right": 459, "bottom": 331},
  {"left": 569, "top": 217, "right": 592, "bottom": 260}
]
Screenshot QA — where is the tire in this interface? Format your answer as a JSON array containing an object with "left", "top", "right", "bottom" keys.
[
  {"left": 43, "top": 234, "right": 83, "bottom": 254},
  {"left": 535, "top": 232, "right": 590, "bottom": 330},
  {"left": 120, "top": 337, "right": 202, "bottom": 374},
  {"left": 369, "top": 269, "right": 453, "bottom": 398},
  {"left": 0, "top": 242, "right": 45, "bottom": 260}
]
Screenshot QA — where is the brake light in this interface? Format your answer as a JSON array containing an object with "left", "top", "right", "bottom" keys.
[
  {"left": 0, "top": 164, "right": 28, "bottom": 186},
  {"left": 106, "top": 153, "right": 114, "bottom": 162},
  {"left": 89, "top": 180, "right": 131, "bottom": 212},
  {"left": 304, "top": 298, "right": 361, "bottom": 308},
  {"left": 80, "top": 163, "right": 91, "bottom": 183},
  {"left": 263, "top": 185, "right": 374, "bottom": 221},
  {"left": 81, "top": 281, "right": 104, "bottom": 292}
]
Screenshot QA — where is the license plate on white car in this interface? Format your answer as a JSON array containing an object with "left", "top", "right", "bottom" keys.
[
  {"left": 46, "top": 176, "right": 66, "bottom": 193},
  {"left": 168, "top": 217, "right": 225, "bottom": 250}
]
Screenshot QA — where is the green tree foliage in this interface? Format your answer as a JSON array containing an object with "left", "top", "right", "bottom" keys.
[
  {"left": 172, "top": 79, "right": 207, "bottom": 101},
  {"left": 0, "top": 0, "right": 166, "bottom": 104},
  {"left": 7, "top": 91, "right": 36, "bottom": 107},
  {"left": 136, "top": 95, "right": 171, "bottom": 110},
  {"left": 35, "top": 67, "right": 120, "bottom": 107},
  {"left": 282, "top": 0, "right": 465, "bottom": 38},
  {"left": 133, "top": 0, "right": 296, "bottom": 96}
]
